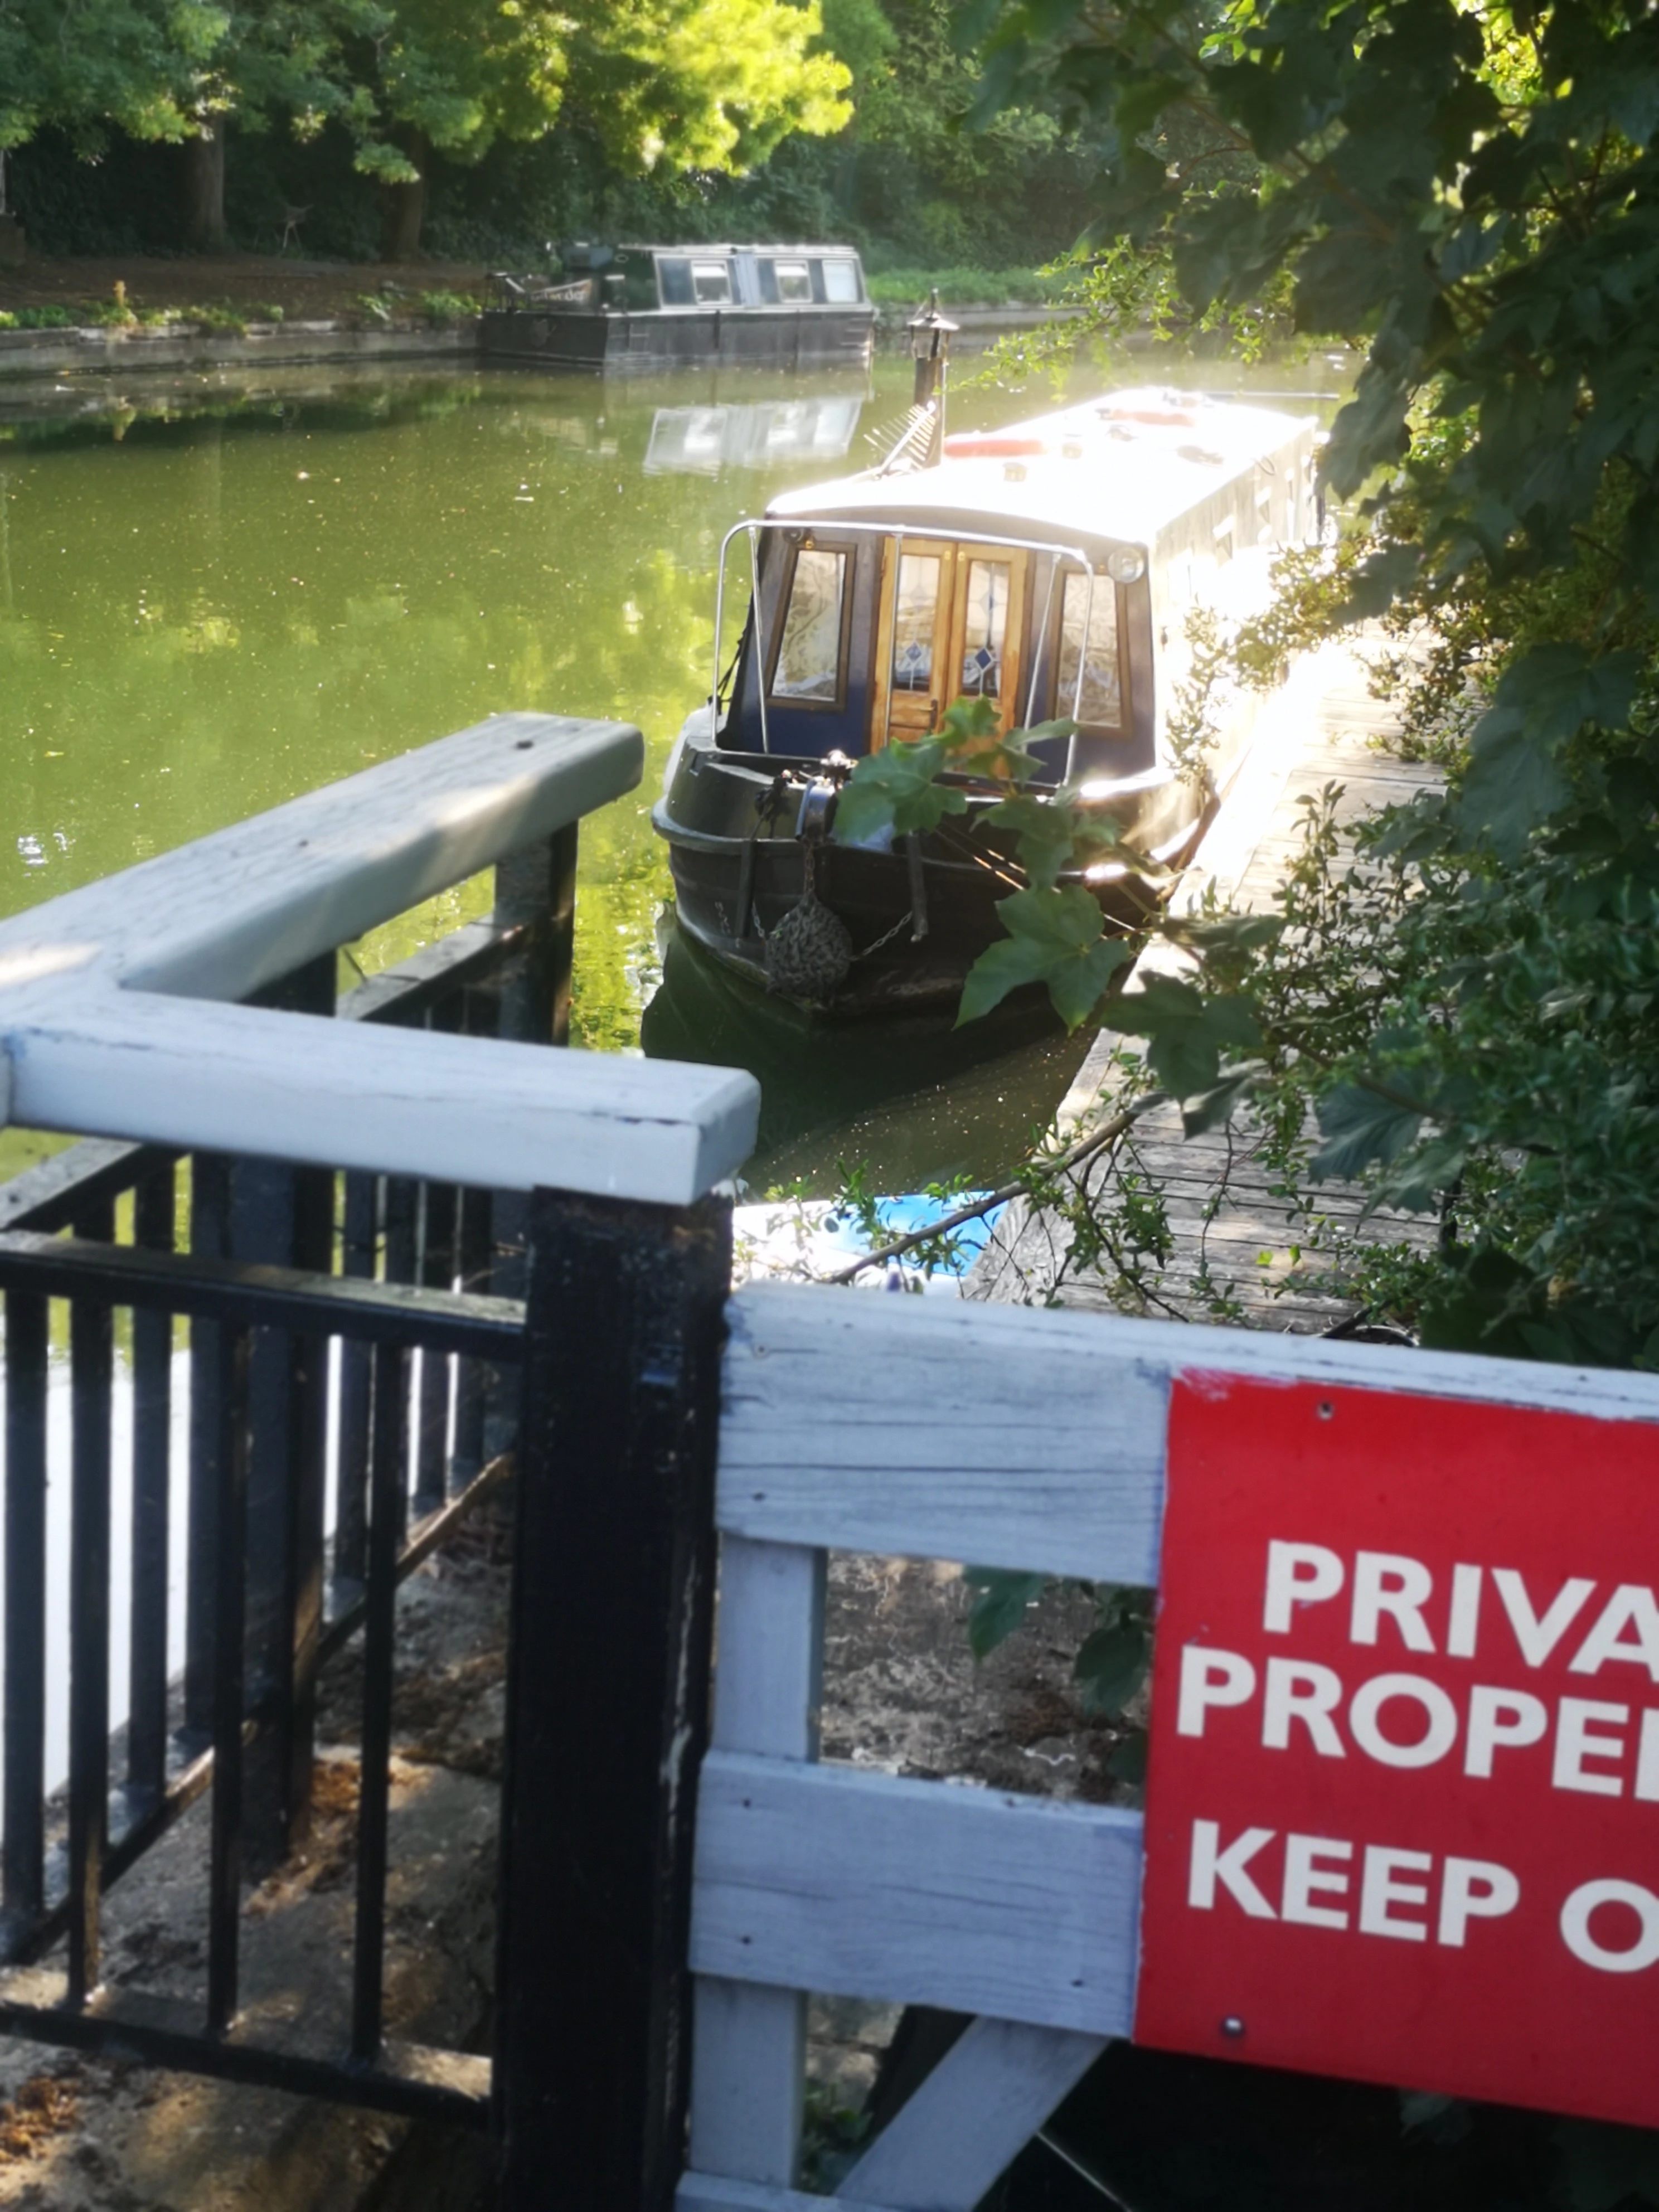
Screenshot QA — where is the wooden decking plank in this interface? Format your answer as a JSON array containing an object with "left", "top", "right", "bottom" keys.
[{"left": 972, "top": 639, "right": 1440, "bottom": 1331}]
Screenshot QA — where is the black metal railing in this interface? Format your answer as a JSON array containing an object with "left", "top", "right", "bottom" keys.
[{"left": 0, "top": 824, "right": 576, "bottom": 2130}]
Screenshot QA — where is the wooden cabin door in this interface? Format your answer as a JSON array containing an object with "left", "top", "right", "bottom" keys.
[{"left": 871, "top": 539, "right": 1028, "bottom": 749}]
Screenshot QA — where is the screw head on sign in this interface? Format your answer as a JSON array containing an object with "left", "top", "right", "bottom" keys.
[
  {"left": 1317, "top": 1401, "right": 1334, "bottom": 1420},
  {"left": 1220, "top": 2017, "right": 1245, "bottom": 2040}
]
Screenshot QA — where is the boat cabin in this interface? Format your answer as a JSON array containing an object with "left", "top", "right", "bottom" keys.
[{"left": 714, "top": 388, "right": 1319, "bottom": 803}]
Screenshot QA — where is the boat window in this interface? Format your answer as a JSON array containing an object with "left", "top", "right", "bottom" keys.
[
  {"left": 692, "top": 261, "right": 733, "bottom": 304},
  {"left": 822, "top": 259, "right": 861, "bottom": 303},
  {"left": 959, "top": 558, "right": 1012, "bottom": 700},
  {"left": 891, "top": 554, "right": 943, "bottom": 691},
  {"left": 1057, "top": 571, "right": 1123, "bottom": 727},
  {"left": 774, "top": 260, "right": 813, "bottom": 304},
  {"left": 770, "top": 548, "right": 847, "bottom": 703},
  {"left": 657, "top": 256, "right": 694, "bottom": 307}
]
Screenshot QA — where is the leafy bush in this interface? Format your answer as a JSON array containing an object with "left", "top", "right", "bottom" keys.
[
  {"left": 0, "top": 304, "right": 76, "bottom": 329},
  {"left": 864, "top": 264, "right": 1061, "bottom": 308},
  {"left": 418, "top": 289, "right": 482, "bottom": 321}
]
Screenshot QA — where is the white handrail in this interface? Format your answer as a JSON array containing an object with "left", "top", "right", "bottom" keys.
[{"left": 0, "top": 712, "right": 760, "bottom": 1206}]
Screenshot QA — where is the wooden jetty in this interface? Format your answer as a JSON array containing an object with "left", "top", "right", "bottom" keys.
[{"left": 968, "top": 636, "right": 1441, "bottom": 1326}]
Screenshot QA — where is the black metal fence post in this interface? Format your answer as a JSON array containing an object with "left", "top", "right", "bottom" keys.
[{"left": 493, "top": 1185, "right": 730, "bottom": 2212}]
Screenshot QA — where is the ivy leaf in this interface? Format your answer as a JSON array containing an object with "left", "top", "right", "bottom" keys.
[
  {"left": 937, "top": 695, "right": 1003, "bottom": 751},
  {"left": 958, "top": 885, "right": 1133, "bottom": 1030},
  {"left": 1369, "top": 1132, "right": 1468, "bottom": 1214},
  {"left": 1458, "top": 646, "right": 1642, "bottom": 855},
  {"left": 1106, "top": 1728, "right": 1147, "bottom": 1787},
  {"left": 964, "top": 1568, "right": 1045, "bottom": 1660},
  {"left": 1110, "top": 976, "right": 1264, "bottom": 1098},
  {"left": 833, "top": 738, "right": 968, "bottom": 845},
  {"left": 1181, "top": 1063, "right": 1263, "bottom": 1137},
  {"left": 938, "top": 698, "right": 1074, "bottom": 784},
  {"left": 1073, "top": 1615, "right": 1151, "bottom": 1717},
  {"left": 1162, "top": 913, "right": 1285, "bottom": 958},
  {"left": 983, "top": 789, "right": 1122, "bottom": 890},
  {"left": 1310, "top": 1080, "right": 1425, "bottom": 1181}
]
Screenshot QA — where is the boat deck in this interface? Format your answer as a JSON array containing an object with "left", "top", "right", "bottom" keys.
[{"left": 967, "top": 636, "right": 1443, "bottom": 1328}]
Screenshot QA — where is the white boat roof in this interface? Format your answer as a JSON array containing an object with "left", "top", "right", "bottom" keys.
[{"left": 765, "top": 386, "right": 1316, "bottom": 554}]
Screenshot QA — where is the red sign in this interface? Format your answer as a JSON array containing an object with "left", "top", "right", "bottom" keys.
[{"left": 1135, "top": 1373, "right": 1659, "bottom": 2127}]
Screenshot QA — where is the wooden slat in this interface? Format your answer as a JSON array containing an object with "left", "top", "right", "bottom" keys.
[
  {"left": 719, "top": 1289, "right": 1167, "bottom": 1583},
  {"left": 1, "top": 713, "right": 761, "bottom": 1206},
  {"left": 0, "top": 714, "right": 638, "bottom": 1007},
  {"left": 721, "top": 1289, "right": 1659, "bottom": 1575},
  {"left": 691, "top": 1539, "right": 826, "bottom": 2187},
  {"left": 6, "top": 995, "right": 759, "bottom": 1209},
  {"left": 840, "top": 2019, "right": 1107, "bottom": 2210},
  {"left": 691, "top": 1752, "right": 1141, "bottom": 2036}
]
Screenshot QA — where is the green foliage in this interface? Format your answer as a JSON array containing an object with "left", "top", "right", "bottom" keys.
[
  {"left": 863, "top": 263, "right": 1059, "bottom": 305},
  {"left": 833, "top": 736, "right": 968, "bottom": 842},
  {"left": 965, "top": 1570, "right": 1154, "bottom": 1777},
  {"left": 418, "top": 288, "right": 481, "bottom": 321},
  {"left": 958, "top": 886, "right": 1131, "bottom": 1030}
]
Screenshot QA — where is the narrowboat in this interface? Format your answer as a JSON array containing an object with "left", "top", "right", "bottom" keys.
[
  {"left": 651, "top": 382, "right": 1321, "bottom": 1016},
  {"left": 481, "top": 242, "right": 875, "bottom": 373}
]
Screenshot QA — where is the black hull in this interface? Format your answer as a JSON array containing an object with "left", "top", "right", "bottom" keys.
[
  {"left": 653, "top": 744, "right": 1173, "bottom": 1018},
  {"left": 480, "top": 305, "right": 875, "bottom": 375}
]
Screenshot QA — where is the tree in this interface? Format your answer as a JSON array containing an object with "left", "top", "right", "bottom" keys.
[
  {"left": 363, "top": 0, "right": 853, "bottom": 258},
  {"left": 836, "top": 1, "right": 1659, "bottom": 1366}
]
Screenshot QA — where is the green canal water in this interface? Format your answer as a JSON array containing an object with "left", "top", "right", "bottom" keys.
[{"left": 0, "top": 351, "right": 1348, "bottom": 1199}]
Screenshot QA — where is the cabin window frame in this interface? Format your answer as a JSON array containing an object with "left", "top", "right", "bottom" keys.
[
  {"left": 763, "top": 535, "right": 858, "bottom": 714},
  {"left": 656, "top": 256, "right": 695, "bottom": 307},
  {"left": 773, "top": 259, "right": 814, "bottom": 305},
  {"left": 822, "top": 258, "right": 862, "bottom": 303},
  {"left": 1044, "top": 567, "right": 1132, "bottom": 738},
  {"left": 690, "top": 260, "right": 734, "bottom": 305}
]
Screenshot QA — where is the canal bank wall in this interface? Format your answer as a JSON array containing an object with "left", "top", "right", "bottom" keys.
[
  {"left": 0, "top": 301, "right": 1082, "bottom": 385},
  {"left": 0, "top": 323, "right": 476, "bottom": 382}
]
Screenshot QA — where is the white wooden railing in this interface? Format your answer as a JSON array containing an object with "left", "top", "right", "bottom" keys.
[
  {"left": 682, "top": 1284, "right": 1659, "bottom": 2212},
  {"left": 0, "top": 711, "right": 758, "bottom": 1203}
]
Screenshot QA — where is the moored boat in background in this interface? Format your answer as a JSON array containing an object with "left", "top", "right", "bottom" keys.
[{"left": 482, "top": 241, "right": 875, "bottom": 373}]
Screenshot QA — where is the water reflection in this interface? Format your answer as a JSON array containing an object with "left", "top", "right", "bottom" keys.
[
  {"left": 0, "top": 351, "right": 1345, "bottom": 1194},
  {"left": 643, "top": 394, "right": 865, "bottom": 475},
  {"left": 641, "top": 916, "right": 1091, "bottom": 1195}
]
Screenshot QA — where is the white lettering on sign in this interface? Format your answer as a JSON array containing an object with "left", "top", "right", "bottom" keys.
[
  {"left": 1263, "top": 1658, "right": 1345, "bottom": 1755},
  {"left": 1553, "top": 1700, "right": 1628, "bottom": 1796},
  {"left": 1438, "top": 1857, "right": 1521, "bottom": 1948},
  {"left": 1351, "top": 1553, "right": 1435, "bottom": 1652},
  {"left": 1255, "top": 1541, "right": 1659, "bottom": 1679},
  {"left": 1187, "top": 1819, "right": 1275, "bottom": 1917},
  {"left": 1569, "top": 1588, "right": 1659, "bottom": 1682},
  {"left": 1177, "top": 1646, "right": 1255, "bottom": 1736},
  {"left": 1492, "top": 1569, "right": 1594, "bottom": 1666},
  {"left": 1348, "top": 1673, "right": 1460, "bottom": 1769},
  {"left": 1283, "top": 1835, "right": 1352, "bottom": 1929},
  {"left": 1560, "top": 1880, "right": 1659, "bottom": 1973},
  {"left": 1464, "top": 1685, "right": 1548, "bottom": 1777},
  {"left": 1263, "top": 1542, "right": 1343, "bottom": 1633},
  {"left": 1186, "top": 1822, "right": 1522, "bottom": 1949},
  {"left": 1175, "top": 1638, "right": 1659, "bottom": 1799},
  {"left": 1359, "top": 1846, "right": 1432, "bottom": 1941}
]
